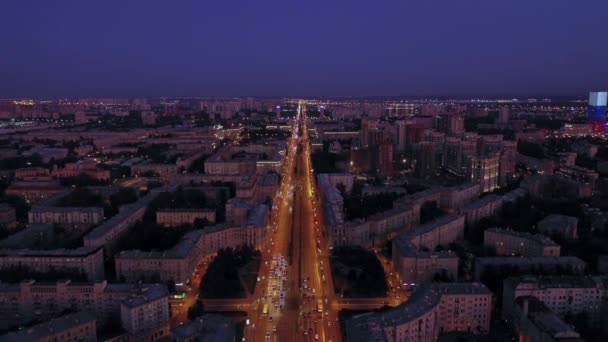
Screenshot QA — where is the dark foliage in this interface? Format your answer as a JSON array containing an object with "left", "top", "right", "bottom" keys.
[
  {"left": 331, "top": 246, "right": 388, "bottom": 297},
  {"left": 199, "top": 245, "right": 261, "bottom": 299}
]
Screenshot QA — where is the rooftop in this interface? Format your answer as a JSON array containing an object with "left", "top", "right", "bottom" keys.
[
  {"left": 485, "top": 228, "right": 559, "bottom": 247},
  {"left": 121, "top": 284, "right": 169, "bottom": 308},
  {"left": 0, "top": 312, "right": 96, "bottom": 342}
]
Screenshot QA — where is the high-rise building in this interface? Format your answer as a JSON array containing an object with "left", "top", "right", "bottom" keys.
[
  {"left": 360, "top": 118, "right": 379, "bottom": 147},
  {"left": 377, "top": 141, "right": 394, "bottom": 178},
  {"left": 406, "top": 124, "right": 426, "bottom": 145},
  {"left": 396, "top": 120, "right": 410, "bottom": 153},
  {"left": 588, "top": 91, "right": 607, "bottom": 134},
  {"left": 498, "top": 106, "right": 510, "bottom": 123},
  {"left": 467, "top": 154, "right": 500, "bottom": 193},
  {"left": 436, "top": 114, "right": 464, "bottom": 136},
  {"left": 414, "top": 141, "right": 440, "bottom": 178}
]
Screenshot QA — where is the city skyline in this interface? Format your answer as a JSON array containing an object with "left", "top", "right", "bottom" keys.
[{"left": 3, "top": 1, "right": 608, "bottom": 341}]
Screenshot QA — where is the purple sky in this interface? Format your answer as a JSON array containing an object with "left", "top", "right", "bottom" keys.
[{"left": 1, "top": 0, "right": 607, "bottom": 98}]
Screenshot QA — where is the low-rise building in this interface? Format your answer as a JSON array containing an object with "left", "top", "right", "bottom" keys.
[
  {"left": 0, "top": 312, "right": 97, "bottom": 342},
  {"left": 484, "top": 228, "right": 560, "bottom": 257},
  {"left": 511, "top": 296, "right": 582, "bottom": 342},
  {"left": 462, "top": 194, "right": 503, "bottom": 225},
  {"left": 0, "top": 246, "right": 105, "bottom": 281},
  {"left": 345, "top": 282, "right": 493, "bottom": 342},
  {"left": 392, "top": 215, "right": 465, "bottom": 285},
  {"left": 503, "top": 275, "right": 608, "bottom": 329},
  {"left": 0, "top": 223, "right": 55, "bottom": 249},
  {"left": 172, "top": 314, "right": 236, "bottom": 342},
  {"left": 317, "top": 173, "right": 354, "bottom": 193},
  {"left": 84, "top": 189, "right": 161, "bottom": 255},
  {"left": 537, "top": 214, "right": 578, "bottom": 240},
  {"left": 115, "top": 229, "right": 206, "bottom": 284},
  {"left": 474, "top": 256, "right": 586, "bottom": 281},
  {"left": 131, "top": 163, "right": 178, "bottom": 180},
  {"left": 14, "top": 167, "right": 51, "bottom": 181},
  {"left": 156, "top": 208, "right": 216, "bottom": 227},
  {"left": 440, "top": 183, "right": 481, "bottom": 211},
  {"left": 29, "top": 206, "right": 104, "bottom": 230},
  {"left": 51, "top": 159, "right": 111, "bottom": 181},
  {"left": 5, "top": 180, "right": 64, "bottom": 204},
  {"left": 120, "top": 285, "right": 170, "bottom": 340},
  {"left": 116, "top": 205, "right": 268, "bottom": 284},
  {"left": 0, "top": 280, "right": 164, "bottom": 331}
]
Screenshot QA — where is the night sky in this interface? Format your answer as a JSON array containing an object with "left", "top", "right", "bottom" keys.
[{"left": 1, "top": 0, "right": 607, "bottom": 98}]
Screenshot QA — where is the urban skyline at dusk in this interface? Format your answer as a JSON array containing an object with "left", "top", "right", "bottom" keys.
[{"left": 2, "top": 1, "right": 608, "bottom": 342}]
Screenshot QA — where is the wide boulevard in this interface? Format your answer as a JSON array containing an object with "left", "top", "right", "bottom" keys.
[{"left": 245, "top": 102, "right": 341, "bottom": 342}]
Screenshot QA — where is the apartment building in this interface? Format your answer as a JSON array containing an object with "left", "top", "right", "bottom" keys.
[
  {"left": 83, "top": 189, "right": 161, "bottom": 255},
  {"left": 0, "top": 246, "right": 105, "bottom": 281},
  {"left": 120, "top": 285, "right": 170, "bottom": 340},
  {"left": 116, "top": 205, "right": 268, "bottom": 284},
  {"left": 462, "top": 194, "right": 503, "bottom": 225},
  {"left": 392, "top": 215, "right": 465, "bottom": 285},
  {"left": 484, "top": 228, "right": 561, "bottom": 257},
  {"left": 0, "top": 312, "right": 97, "bottom": 342},
  {"left": 29, "top": 206, "right": 104, "bottom": 230},
  {"left": 0, "top": 280, "right": 164, "bottom": 331},
  {"left": 474, "top": 257, "right": 586, "bottom": 281},
  {"left": 156, "top": 208, "right": 216, "bottom": 227},
  {"left": 440, "top": 183, "right": 481, "bottom": 212},
  {"left": 345, "top": 283, "right": 493, "bottom": 342},
  {"left": 503, "top": 276, "right": 608, "bottom": 327},
  {"left": 5, "top": 180, "right": 65, "bottom": 204},
  {"left": 537, "top": 214, "right": 578, "bottom": 241}
]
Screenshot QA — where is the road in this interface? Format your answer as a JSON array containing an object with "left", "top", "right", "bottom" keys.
[
  {"left": 245, "top": 107, "right": 299, "bottom": 342},
  {"left": 244, "top": 103, "right": 342, "bottom": 341},
  {"left": 167, "top": 101, "right": 411, "bottom": 340}
]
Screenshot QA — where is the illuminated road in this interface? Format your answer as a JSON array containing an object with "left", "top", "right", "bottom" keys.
[
  {"left": 168, "top": 102, "right": 408, "bottom": 340},
  {"left": 244, "top": 103, "right": 342, "bottom": 341}
]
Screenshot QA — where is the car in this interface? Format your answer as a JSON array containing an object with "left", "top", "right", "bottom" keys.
[
  {"left": 269, "top": 316, "right": 273, "bottom": 321},
  {"left": 273, "top": 326, "right": 277, "bottom": 332},
  {"left": 309, "top": 328, "right": 313, "bottom": 334},
  {"left": 303, "top": 331, "right": 308, "bottom": 336},
  {"left": 315, "top": 333, "right": 319, "bottom": 340},
  {"left": 266, "top": 333, "right": 271, "bottom": 339}
]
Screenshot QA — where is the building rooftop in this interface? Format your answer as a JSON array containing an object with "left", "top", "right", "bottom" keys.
[
  {"left": 404, "top": 214, "right": 464, "bottom": 240},
  {"left": 515, "top": 296, "right": 581, "bottom": 339},
  {"left": 538, "top": 214, "right": 578, "bottom": 227},
  {"left": 346, "top": 282, "right": 491, "bottom": 341},
  {"left": 121, "top": 284, "right": 169, "bottom": 308},
  {"left": 84, "top": 188, "right": 160, "bottom": 240},
  {"left": 0, "top": 312, "right": 96, "bottom": 342},
  {"left": 0, "top": 223, "right": 55, "bottom": 249},
  {"left": 172, "top": 314, "right": 236, "bottom": 342},
  {"left": 0, "top": 245, "right": 103, "bottom": 258},
  {"left": 485, "top": 228, "right": 559, "bottom": 247},
  {"left": 505, "top": 275, "right": 606, "bottom": 290},
  {"left": 116, "top": 229, "right": 203, "bottom": 260},
  {"left": 476, "top": 256, "right": 586, "bottom": 267},
  {"left": 464, "top": 194, "right": 502, "bottom": 210}
]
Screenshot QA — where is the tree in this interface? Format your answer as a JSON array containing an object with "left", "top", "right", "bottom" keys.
[
  {"left": 187, "top": 300, "right": 205, "bottom": 320},
  {"left": 166, "top": 280, "right": 176, "bottom": 294},
  {"left": 1, "top": 195, "right": 30, "bottom": 222}
]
